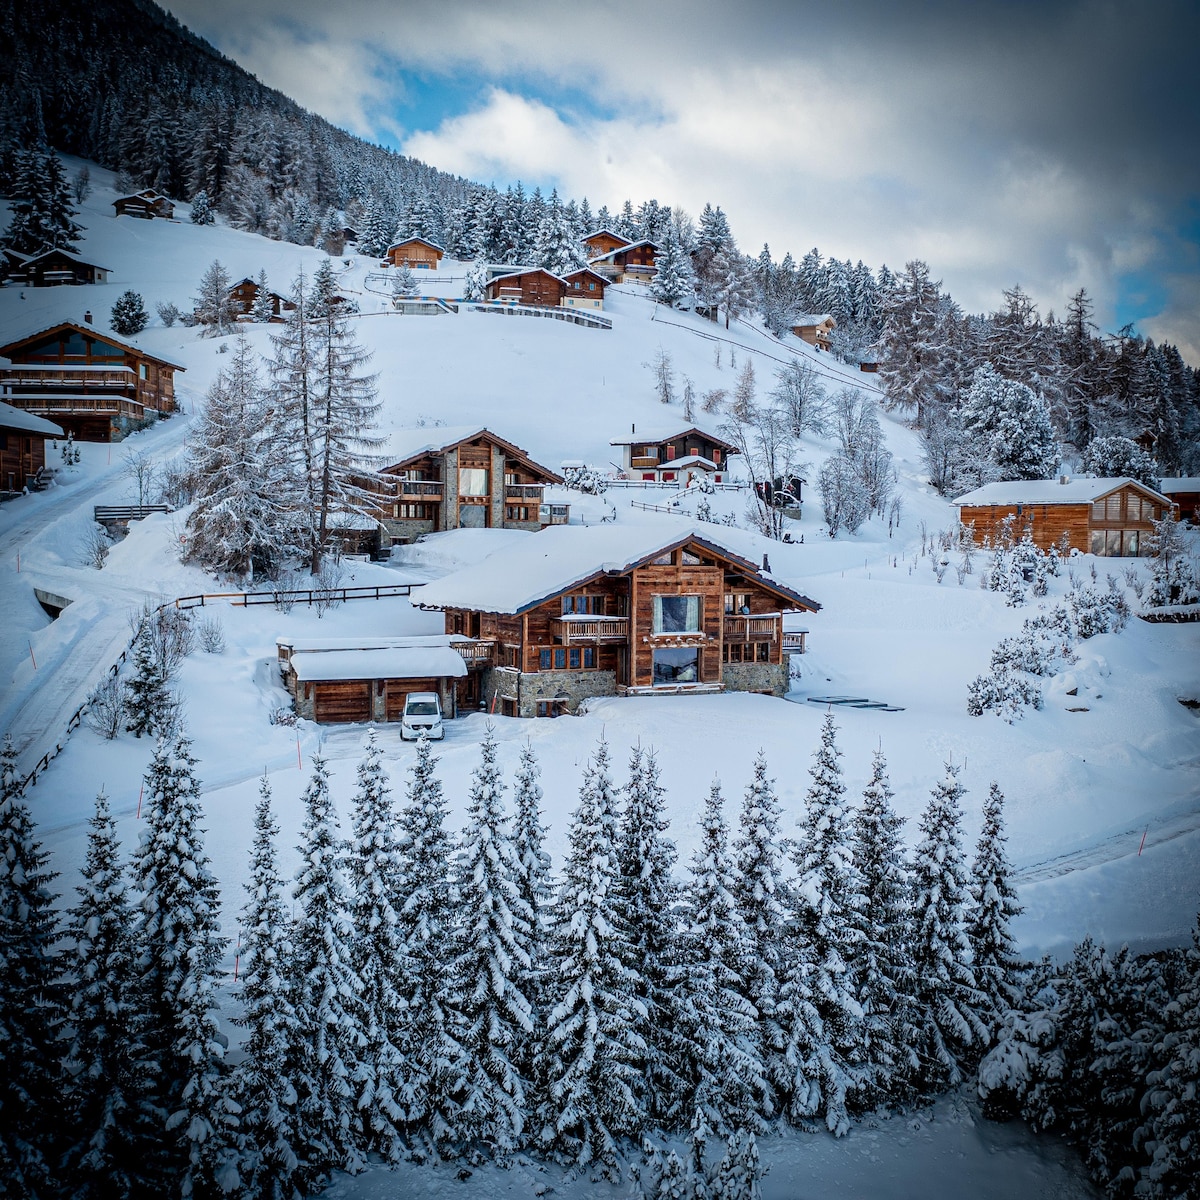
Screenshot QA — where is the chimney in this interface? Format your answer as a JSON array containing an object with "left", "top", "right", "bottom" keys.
[
  {"left": 762, "top": 553, "right": 771, "bottom": 573},
  {"left": 84, "top": 310, "right": 93, "bottom": 325},
  {"left": 1059, "top": 474, "right": 1069, "bottom": 485}
]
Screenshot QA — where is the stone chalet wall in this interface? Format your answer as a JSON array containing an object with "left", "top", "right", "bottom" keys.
[
  {"left": 721, "top": 660, "right": 789, "bottom": 697},
  {"left": 485, "top": 666, "right": 618, "bottom": 717}
]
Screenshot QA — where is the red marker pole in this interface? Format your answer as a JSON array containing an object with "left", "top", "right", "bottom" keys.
[
  {"left": 28, "top": 643, "right": 36, "bottom": 670},
  {"left": 233, "top": 930, "right": 241, "bottom": 982},
  {"left": 1138, "top": 828, "right": 1148, "bottom": 856},
  {"left": 296, "top": 737, "right": 303, "bottom": 770},
  {"left": 136, "top": 783, "right": 144, "bottom": 819}
]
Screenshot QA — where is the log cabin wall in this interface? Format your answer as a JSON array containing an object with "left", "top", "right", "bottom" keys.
[
  {"left": 630, "top": 554, "right": 725, "bottom": 687},
  {"left": 0, "top": 430, "right": 46, "bottom": 491}
]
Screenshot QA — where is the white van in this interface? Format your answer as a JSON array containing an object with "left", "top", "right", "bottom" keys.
[{"left": 401, "top": 691, "right": 444, "bottom": 740}]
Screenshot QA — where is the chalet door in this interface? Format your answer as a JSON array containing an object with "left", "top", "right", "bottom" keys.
[{"left": 313, "top": 681, "right": 371, "bottom": 723}]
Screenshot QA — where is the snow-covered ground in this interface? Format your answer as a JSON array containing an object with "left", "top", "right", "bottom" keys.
[{"left": 2, "top": 161, "right": 1197, "bottom": 1197}]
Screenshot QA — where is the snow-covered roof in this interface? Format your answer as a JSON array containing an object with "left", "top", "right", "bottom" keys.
[
  {"left": 561, "top": 267, "right": 610, "bottom": 285},
  {"left": 0, "top": 321, "right": 186, "bottom": 370},
  {"left": 289, "top": 645, "right": 467, "bottom": 682},
  {"left": 654, "top": 454, "right": 720, "bottom": 471},
  {"left": 954, "top": 477, "right": 1171, "bottom": 506},
  {"left": 582, "top": 228, "right": 631, "bottom": 246},
  {"left": 587, "top": 240, "right": 659, "bottom": 263},
  {"left": 23, "top": 247, "right": 111, "bottom": 272},
  {"left": 416, "top": 524, "right": 819, "bottom": 615},
  {"left": 792, "top": 313, "right": 835, "bottom": 327},
  {"left": 610, "top": 423, "right": 740, "bottom": 451},
  {"left": 488, "top": 267, "right": 568, "bottom": 286},
  {"left": 377, "top": 425, "right": 560, "bottom": 481},
  {"left": 279, "top": 633, "right": 454, "bottom": 654},
  {"left": 386, "top": 236, "right": 444, "bottom": 253},
  {"left": 0, "top": 400, "right": 64, "bottom": 437},
  {"left": 1158, "top": 477, "right": 1200, "bottom": 493}
]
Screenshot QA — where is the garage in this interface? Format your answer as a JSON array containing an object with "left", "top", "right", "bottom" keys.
[
  {"left": 312, "top": 680, "right": 372, "bottom": 724},
  {"left": 385, "top": 677, "right": 441, "bottom": 722}
]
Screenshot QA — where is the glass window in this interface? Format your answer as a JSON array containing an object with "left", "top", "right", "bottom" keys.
[
  {"left": 757, "top": 642, "right": 770, "bottom": 662},
  {"left": 653, "top": 595, "right": 700, "bottom": 633},
  {"left": 584, "top": 647, "right": 595, "bottom": 668},
  {"left": 662, "top": 471, "right": 676, "bottom": 482},
  {"left": 1105, "top": 529, "right": 1122, "bottom": 556},
  {"left": 681, "top": 549, "right": 701, "bottom": 566},
  {"left": 653, "top": 646, "right": 699, "bottom": 686},
  {"left": 459, "top": 467, "right": 489, "bottom": 497},
  {"left": 569, "top": 648, "right": 581, "bottom": 669},
  {"left": 1122, "top": 530, "right": 1139, "bottom": 556},
  {"left": 554, "top": 648, "right": 567, "bottom": 669},
  {"left": 1091, "top": 501, "right": 1106, "bottom": 521},
  {"left": 725, "top": 592, "right": 749, "bottom": 614},
  {"left": 1090, "top": 530, "right": 1105, "bottom": 555},
  {"left": 1126, "top": 495, "right": 1142, "bottom": 522},
  {"left": 1105, "top": 495, "right": 1122, "bottom": 521},
  {"left": 539, "top": 649, "right": 551, "bottom": 670}
]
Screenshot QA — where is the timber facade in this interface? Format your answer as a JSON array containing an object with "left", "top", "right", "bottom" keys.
[
  {"left": 0, "top": 321, "right": 183, "bottom": 442},
  {"left": 485, "top": 268, "right": 567, "bottom": 307},
  {"left": 227, "top": 277, "right": 293, "bottom": 320},
  {"left": 385, "top": 237, "right": 444, "bottom": 269},
  {"left": 113, "top": 190, "right": 175, "bottom": 219},
  {"left": 0, "top": 401, "right": 63, "bottom": 494},
  {"left": 791, "top": 314, "right": 836, "bottom": 351},
  {"left": 611, "top": 424, "right": 740, "bottom": 485},
  {"left": 588, "top": 239, "right": 659, "bottom": 283},
  {"left": 582, "top": 229, "right": 631, "bottom": 259},
  {"left": 4, "top": 248, "right": 110, "bottom": 286}
]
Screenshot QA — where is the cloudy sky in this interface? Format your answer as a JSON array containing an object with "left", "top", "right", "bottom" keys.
[{"left": 163, "top": 0, "right": 1200, "bottom": 363}]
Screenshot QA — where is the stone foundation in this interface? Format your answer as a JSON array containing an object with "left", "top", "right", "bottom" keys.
[
  {"left": 484, "top": 667, "right": 618, "bottom": 717},
  {"left": 721, "top": 660, "right": 789, "bottom": 697}
]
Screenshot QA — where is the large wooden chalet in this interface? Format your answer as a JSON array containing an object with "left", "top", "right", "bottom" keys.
[
  {"left": 385, "top": 237, "right": 444, "bottom": 269},
  {"left": 955, "top": 477, "right": 1175, "bottom": 556},
  {"left": 610, "top": 423, "right": 740, "bottom": 485},
  {"left": 588, "top": 239, "right": 659, "bottom": 284},
  {"left": 0, "top": 320, "right": 184, "bottom": 442},
  {"left": 227, "top": 277, "right": 293, "bottom": 320},
  {"left": 372, "top": 426, "right": 567, "bottom": 546},
  {"left": 484, "top": 267, "right": 609, "bottom": 309},
  {"left": 1158, "top": 478, "right": 1200, "bottom": 524},
  {"left": 791, "top": 314, "right": 836, "bottom": 351},
  {"left": 582, "top": 228, "right": 632, "bottom": 259},
  {"left": 0, "top": 399, "right": 63, "bottom": 495},
  {"left": 112, "top": 190, "right": 175, "bottom": 219},
  {"left": 417, "top": 525, "right": 819, "bottom": 718},
  {"left": 3, "top": 248, "right": 110, "bottom": 287}
]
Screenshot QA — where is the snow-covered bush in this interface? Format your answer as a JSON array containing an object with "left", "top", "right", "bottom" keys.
[
  {"left": 85, "top": 675, "right": 125, "bottom": 739},
  {"left": 561, "top": 464, "right": 609, "bottom": 494},
  {"left": 967, "top": 667, "right": 1043, "bottom": 721},
  {"left": 197, "top": 616, "right": 225, "bottom": 654},
  {"left": 82, "top": 524, "right": 111, "bottom": 570},
  {"left": 1145, "top": 512, "right": 1198, "bottom": 607},
  {"left": 155, "top": 300, "right": 181, "bottom": 327}
]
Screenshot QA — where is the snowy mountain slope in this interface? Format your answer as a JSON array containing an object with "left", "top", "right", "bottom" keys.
[{"left": 1, "top": 157, "right": 1197, "bottom": 980}]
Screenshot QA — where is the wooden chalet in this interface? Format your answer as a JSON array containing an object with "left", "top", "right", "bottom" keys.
[
  {"left": 791, "top": 314, "right": 836, "bottom": 351},
  {"left": 226, "top": 277, "right": 293, "bottom": 320},
  {"left": 1158, "top": 478, "right": 1200, "bottom": 523},
  {"left": 417, "top": 525, "right": 820, "bottom": 717},
  {"left": 4, "top": 248, "right": 110, "bottom": 287},
  {"left": 372, "top": 425, "right": 566, "bottom": 546},
  {"left": 112, "top": 190, "right": 175, "bottom": 219},
  {"left": 276, "top": 635, "right": 468, "bottom": 725},
  {"left": 610, "top": 423, "right": 740, "bottom": 485},
  {"left": 0, "top": 320, "right": 184, "bottom": 442},
  {"left": 582, "top": 228, "right": 632, "bottom": 259},
  {"left": 560, "top": 267, "right": 609, "bottom": 310},
  {"left": 954, "top": 477, "right": 1175, "bottom": 557},
  {"left": 859, "top": 358, "right": 880, "bottom": 373},
  {"left": 484, "top": 268, "right": 568, "bottom": 307},
  {"left": 385, "top": 237, "right": 444, "bottom": 269},
  {"left": 0, "top": 399, "right": 63, "bottom": 495},
  {"left": 588, "top": 239, "right": 659, "bottom": 284}
]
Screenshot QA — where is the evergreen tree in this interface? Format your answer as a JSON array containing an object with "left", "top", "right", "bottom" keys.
[
  {"left": 959, "top": 363, "right": 1060, "bottom": 485},
  {"left": 650, "top": 224, "right": 695, "bottom": 309},
  {"left": 61, "top": 791, "right": 154, "bottom": 1200},
  {"left": 533, "top": 190, "right": 585, "bottom": 275},
  {"left": 356, "top": 196, "right": 391, "bottom": 259},
  {"left": 849, "top": 749, "right": 917, "bottom": 1103},
  {"left": 193, "top": 258, "right": 238, "bottom": 336},
  {"left": 0, "top": 146, "right": 82, "bottom": 256},
  {"left": 347, "top": 732, "right": 410, "bottom": 1161},
  {"left": 234, "top": 778, "right": 301, "bottom": 1200},
  {"left": 732, "top": 750, "right": 789, "bottom": 1117},
  {"left": 110, "top": 290, "right": 149, "bottom": 336},
  {"left": 289, "top": 753, "right": 367, "bottom": 1183},
  {"left": 1080, "top": 435, "right": 1159, "bottom": 489},
  {"left": 0, "top": 735, "right": 61, "bottom": 1200},
  {"left": 685, "top": 779, "right": 766, "bottom": 1131},
  {"left": 909, "top": 762, "right": 990, "bottom": 1090},
  {"left": 396, "top": 736, "right": 464, "bottom": 1153},
  {"left": 967, "top": 783, "right": 1024, "bottom": 1032},
  {"left": 463, "top": 258, "right": 489, "bottom": 302},
  {"left": 190, "top": 189, "right": 214, "bottom": 225},
  {"left": 780, "top": 713, "right": 864, "bottom": 1134},
  {"left": 124, "top": 620, "right": 172, "bottom": 739},
  {"left": 452, "top": 728, "right": 533, "bottom": 1155},
  {"left": 249, "top": 269, "right": 276, "bottom": 323},
  {"left": 540, "top": 739, "right": 645, "bottom": 1172},
  {"left": 131, "top": 733, "right": 239, "bottom": 1197},
  {"left": 616, "top": 744, "right": 688, "bottom": 1125}
]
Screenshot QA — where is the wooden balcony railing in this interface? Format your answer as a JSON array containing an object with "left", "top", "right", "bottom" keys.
[
  {"left": 505, "top": 483, "right": 545, "bottom": 500},
  {"left": 4, "top": 394, "right": 142, "bottom": 418},
  {"left": 451, "top": 639, "right": 494, "bottom": 665},
  {"left": 394, "top": 480, "right": 444, "bottom": 498},
  {"left": 782, "top": 630, "right": 808, "bottom": 653},
  {"left": 724, "top": 615, "right": 780, "bottom": 641},
  {"left": 538, "top": 503, "right": 570, "bottom": 525},
  {"left": 0, "top": 365, "right": 134, "bottom": 389},
  {"left": 552, "top": 616, "right": 629, "bottom": 642},
  {"left": 630, "top": 455, "right": 659, "bottom": 468}
]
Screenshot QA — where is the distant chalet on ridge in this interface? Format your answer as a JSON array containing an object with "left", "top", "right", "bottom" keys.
[
  {"left": 2, "top": 247, "right": 110, "bottom": 287},
  {"left": 484, "top": 267, "right": 609, "bottom": 310},
  {"left": 0, "top": 319, "right": 183, "bottom": 442},
  {"left": 369, "top": 426, "right": 567, "bottom": 547},
  {"left": 384, "top": 237, "right": 444, "bottom": 270},
  {"left": 954, "top": 476, "right": 1175, "bottom": 557},
  {"left": 226, "top": 276, "right": 294, "bottom": 321},
  {"left": 1157, "top": 477, "right": 1200, "bottom": 524},
  {"left": 112, "top": 189, "right": 175, "bottom": 219},
  {"left": 610, "top": 423, "right": 740, "bottom": 486},
  {"left": 416, "top": 524, "right": 819, "bottom": 718},
  {"left": 791, "top": 313, "right": 836, "bottom": 351}
]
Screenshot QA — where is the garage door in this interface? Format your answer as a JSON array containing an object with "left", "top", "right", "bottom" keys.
[
  {"left": 313, "top": 681, "right": 371, "bottom": 723},
  {"left": 385, "top": 677, "right": 439, "bottom": 722}
]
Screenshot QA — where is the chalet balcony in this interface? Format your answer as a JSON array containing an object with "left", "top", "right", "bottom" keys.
[
  {"left": 505, "top": 483, "right": 545, "bottom": 500},
  {"left": 394, "top": 479, "right": 444, "bottom": 499},
  {"left": 538, "top": 502, "right": 570, "bottom": 526},
  {"left": 3, "top": 393, "right": 143, "bottom": 419},
  {"left": 782, "top": 630, "right": 809, "bottom": 653},
  {"left": 451, "top": 639, "right": 493, "bottom": 666},
  {"left": 0, "top": 364, "right": 135, "bottom": 390},
  {"left": 724, "top": 615, "right": 780, "bottom": 642},
  {"left": 552, "top": 615, "right": 629, "bottom": 643},
  {"left": 630, "top": 455, "right": 659, "bottom": 468}
]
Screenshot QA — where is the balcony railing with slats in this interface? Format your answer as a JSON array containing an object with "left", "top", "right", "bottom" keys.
[
  {"left": 505, "top": 483, "right": 545, "bottom": 500},
  {"left": 393, "top": 479, "right": 444, "bottom": 498},
  {"left": 723, "top": 615, "right": 780, "bottom": 641},
  {"left": 552, "top": 616, "right": 629, "bottom": 642}
]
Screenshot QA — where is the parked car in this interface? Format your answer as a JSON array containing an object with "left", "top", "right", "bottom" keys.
[{"left": 401, "top": 692, "right": 444, "bottom": 740}]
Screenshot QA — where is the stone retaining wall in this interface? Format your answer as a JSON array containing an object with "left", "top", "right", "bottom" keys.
[{"left": 721, "top": 659, "right": 789, "bottom": 697}]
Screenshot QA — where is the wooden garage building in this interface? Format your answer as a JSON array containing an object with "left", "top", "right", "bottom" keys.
[
  {"left": 0, "top": 320, "right": 184, "bottom": 442},
  {"left": 277, "top": 635, "right": 469, "bottom": 724},
  {"left": 385, "top": 237, "right": 444, "bottom": 269},
  {"left": 485, "top": 267, "right": 568, "bottom": 307},
  {"left": 0, "top": 400, "right": 63, "bottom": 495},
  {"left": 954, "top": 476, "right": 1175, "bottom": 556}
]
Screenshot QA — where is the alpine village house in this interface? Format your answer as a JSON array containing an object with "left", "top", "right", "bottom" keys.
[
  {"left": 610, "top": 423, "right": 741, "bottom": 485},
  {"left": 1, "top": 399, "right": 63, "bottom": 495},
  {"left": 416, "top": 524, "right": 819, "bottom": 719},
  {"left": 0, "top": 320, "right": 183, "bottom": 442}
]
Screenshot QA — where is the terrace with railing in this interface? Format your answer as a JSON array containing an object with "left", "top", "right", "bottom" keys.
[
  {"left": 551, "top": 615, "right": 630, "bottom": 642},
  {"left": 505, "top": 483, "right": 546, "bottom": 500},
  {"left": 392, "top": 479, "right": 445, "bottom": 499},
  {"left": 451, "top": 639, "right": 494, "bottom": 666},
  {"left": 724, "top": 614, "right": 781, "bottom": 642}
]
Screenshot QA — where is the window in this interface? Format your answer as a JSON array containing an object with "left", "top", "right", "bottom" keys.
[
  {"left": 138, "top": 363, "right": 148, "bottom": 380},
  {"left": 642, "top": 472, "right": 656, "bottom": 481},
  {"left": 757, "top": 641, "right": 770, "bottom": 662},
  {"left": 540, "top": 646, "right": 595, "bottom": 670},
  {"left": 653, "top": 646, "right": 699, "bottom": 685},
  {"left": 505, "top": 505, "right": 530, "bottom": 521},
  {"left": 725, "top": 592, "right": 749, "bottom": 614},
  {"left": 662, "top": 471, "right": 676, "bottom": 482},
  {"left": 653, "top": 594, "right": 700, "bottom": 633},
  {"left": 459, "top": 467, "right": 489, "bottom": 497},
  {"left": 652, "top": 551, "right": 673, "bottom": 565},
  {"left": 681, "top": 549, "right": 701, "bottom": 566},
  {"left": 1123, "top": 530, "right": 1140, "bottom": 556},
  {"left": 666, "top": 443, "right": 677, "bottom": 461},
  {"left": 712, "top": 448, "right": 722, "bottom": 465},
  {"left": 562, "top": 595, "right": 604, "bottom": 615},
  {"left": 1126, "top": 495, "right": 1142, "bottom": 522},
  {"left": 395, "top": 503, "right": 429, "bottom": 519}
]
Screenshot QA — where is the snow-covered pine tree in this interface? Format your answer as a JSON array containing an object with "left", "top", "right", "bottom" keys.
[
  {"left": 650, "top": 224, "right": 695, "bottom": 310},
  {"left": 849, "top": 749, "right": 917, "bottom": 1104},
  {"left": 959, "top": 364, "right": 1059, "bottom": 486},
  {"left": 249, "top": 270, "right": 276, "bottom": 323},
  {"left": 732, "top": 750, "right": 789, "bottom": 1118},
  {"left": 185, "top": 330, "right": 291, "bottom": 581},
  {"left": 967, "top": 782, "right": 1025, "bottom": 1033},
  {"left": 347, "top": 731, "right": 410, "bottom": 1161},
  {"left": 131, "top": 733, "right": 240, "bottom": 1197},
  {"left": 193, "top": 258, "right": 239, "bottom": 336},
  {"left": 616, "top": 744, "right": 688, "bottom": 1126},
  {"left": 123, "top": 618, "right": 171, "bottom": 738},
  {"left": 909, "top": 762, "right": 991, "bottom": 1090},
  {"left": 451, "top": 727, "right": 533, "bottom": 1155},
  {"left": 711, "top": 1128, "right": 765, "bottom": 1200},
  {"left": 463, "top": 258, "right": 489, "bottom": 303},
  {"left": 533, "top": 191, "right": 586, "bottom": 275},
  {"left": 540, "top": 739, "right": 645, "bottom": 1173},
  {"left": 234, "top": 777, "right": 302, "bottom": 1200},
  {"left": 306, "top": 259, "right": 384, "bottom": 573},
  {"left": 190, "top": 189, "right": 214, "bottom": 225},
  {"left": 685, "top": 778, "right": 766, "bottom": 1132},
  {"left": 780, "top": 713, "right": 864, "bottom": 1134},
  {"left": 391, "top": 264, "right": 418, "bottom": 299},
  {"left": 396, "top": 735, "right": 465, "bottom": 1153},
  {"left": 110, "top": 290, "right": 148, "bottom": 336},
  {"left": 357, "top": 197, "right": 391, "bottom": 259},
  {"left": 289, "top": 753, "right": 367, "bottom": 1183},
  {"left": 0, "top": 735, "right": 61, "bottom": 1199},
  {"left": 60, "top": 790, "right": 155, "bottom": 1200},
  {"left": 0, "top": 146, "right": 82, "bottom": 257}
]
